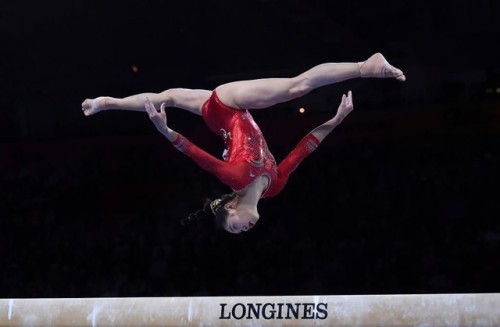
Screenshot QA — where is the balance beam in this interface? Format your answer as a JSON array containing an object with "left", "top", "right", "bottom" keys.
[{"left": 1, "top": 293, "right": 499, "bottom": 326}]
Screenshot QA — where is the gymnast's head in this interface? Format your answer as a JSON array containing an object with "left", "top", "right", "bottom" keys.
[{"left": 182, "top": 192, "right": 258, "bottom": 233}]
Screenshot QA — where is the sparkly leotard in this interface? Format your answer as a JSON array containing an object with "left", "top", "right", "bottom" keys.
[{"left": 171, "top": 91, "right": 320, "bottom": 198}]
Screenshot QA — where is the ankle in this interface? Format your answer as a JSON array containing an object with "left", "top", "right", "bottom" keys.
[{"left": 357, "top": 62, "right": 364, "bottom": 77}]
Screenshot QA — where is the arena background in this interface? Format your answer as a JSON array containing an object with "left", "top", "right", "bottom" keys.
[{"left": 1, "top": 0, "right": 499, "bottom": 297}]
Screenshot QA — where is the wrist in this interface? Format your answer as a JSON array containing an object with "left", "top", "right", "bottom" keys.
[
  {"left": 163, "top": 128, "right": 177, "bottom": 142},
  {"left": 328, "top": 115, "right": 343, "bottom": 127}
]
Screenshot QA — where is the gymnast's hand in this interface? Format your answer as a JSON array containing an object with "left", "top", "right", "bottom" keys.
[
  {"left": 309, "top": 91, "right": 354, "bottom": 142},
  {"left": 145, "top": 98, "right": 176, "bottom": 141},
  {"left": 335, "top": 90, "right": 353, "bottom": 120}
]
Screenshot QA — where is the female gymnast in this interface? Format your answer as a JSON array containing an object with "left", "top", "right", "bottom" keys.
[{"left": 82, "top": 53, "right": 405, "bottom": 234}]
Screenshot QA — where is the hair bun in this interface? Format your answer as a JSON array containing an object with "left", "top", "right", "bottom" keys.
[{"left": 180, "top": 200, "right": 215, "bottom": 227}]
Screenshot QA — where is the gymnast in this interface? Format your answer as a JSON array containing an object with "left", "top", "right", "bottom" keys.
[{"left": 81, "top": 53, "right": 405, "bottom": 234}]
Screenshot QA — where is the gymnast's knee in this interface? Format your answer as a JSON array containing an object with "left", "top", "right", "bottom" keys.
[{"left": 289, "top": 76, "right": 313, "bottom": 98}]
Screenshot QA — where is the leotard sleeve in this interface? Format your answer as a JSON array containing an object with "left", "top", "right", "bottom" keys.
[
  {"left": 277, "top": 133, "right": 320, "bottom": 181},
  {"left": 171, "top": 133, "right": 248, "bottom": 190}
]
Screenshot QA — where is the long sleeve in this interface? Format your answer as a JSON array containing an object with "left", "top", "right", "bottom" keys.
[
  {"left": 171, "top": 133, "right": 249, "bottom": 190},
  {"left": 277, "top": 133, "right": 320, "bottom": 181},
  {"left": 262, "top": 133, "right": 320, "bottom": 198}
]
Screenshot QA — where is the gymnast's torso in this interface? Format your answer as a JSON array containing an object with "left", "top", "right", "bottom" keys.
[{"left": 201, "top": 91, "right": 278, "bottom": 197}]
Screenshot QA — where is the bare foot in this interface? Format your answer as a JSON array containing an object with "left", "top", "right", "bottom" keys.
[
  {"left": 359, "top": 53, "right": 406, "bottom": 82},
  {"left": 81, "top": 97, "right": 108, "bottom": 116}
]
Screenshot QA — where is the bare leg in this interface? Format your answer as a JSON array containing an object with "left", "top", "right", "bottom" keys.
[
  {"left": 216, "top": 52, "right": 405, "bottom": 110},
  {"left": 81, "top": 88, "right": 212, "bottom": 116}
]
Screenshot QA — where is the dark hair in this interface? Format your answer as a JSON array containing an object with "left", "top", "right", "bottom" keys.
[{"left": 180, "top": 192, "right": 237, "bottom": 229}]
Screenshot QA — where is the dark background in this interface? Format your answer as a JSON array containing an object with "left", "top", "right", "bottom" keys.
[{"left": 1, "top": 0, "right": 499, "bottom": 297}]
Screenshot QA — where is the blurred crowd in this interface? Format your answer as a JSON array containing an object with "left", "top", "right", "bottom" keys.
[{"left": 1, "top": 111, "right": 499, "bottom": 298}]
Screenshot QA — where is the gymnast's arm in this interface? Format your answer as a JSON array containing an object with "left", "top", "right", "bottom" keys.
[
  {"left": 277, "top": 91, "right": 354, "bottom": 177},
  {"left": 144, "top": 98, "right": 246, "bottom": 189},
  {"left": 310, "top": 90, "right": 353, "bottom": 142}
]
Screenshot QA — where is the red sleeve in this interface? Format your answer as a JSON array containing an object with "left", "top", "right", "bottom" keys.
[
  {"left": 171, "top": 133, "right": 248, "bottom": 190},
  {"left": 277, "top": 133, "right": 320, "bottom": 180}
]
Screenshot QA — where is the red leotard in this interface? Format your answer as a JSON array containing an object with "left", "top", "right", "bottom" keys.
[{"left": 171, "top": 91, "right": 320, "bottom": 198}]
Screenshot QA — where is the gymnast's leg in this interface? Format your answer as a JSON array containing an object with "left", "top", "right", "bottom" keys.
[
  {"left": 81, "top": 88, "right": 212, "bottom": 116},
  {"left": 215, "top": 52, "right": 405, "bottom": 110}
]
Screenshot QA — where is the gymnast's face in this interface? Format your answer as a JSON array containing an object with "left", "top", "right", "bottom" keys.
[{"left": 223, "top": 203, "right": 257, "bottom": 234}]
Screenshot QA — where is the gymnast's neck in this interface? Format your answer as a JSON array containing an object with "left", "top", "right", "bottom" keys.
[{"left": 236, "top": 175, "right": 269, "bottom": 215}]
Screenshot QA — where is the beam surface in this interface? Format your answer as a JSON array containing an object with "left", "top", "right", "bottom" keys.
[{"left": 1, "top": 293, "right": 499, "bottom": 326}]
